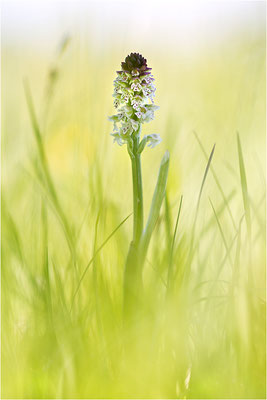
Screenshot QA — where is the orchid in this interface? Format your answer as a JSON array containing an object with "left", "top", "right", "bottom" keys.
[
  {"left": 109, "top": 53, "right": 169, "bottom": 319},
  {"left": 109, "top": 52, "right": 161, "bottom": 152}
]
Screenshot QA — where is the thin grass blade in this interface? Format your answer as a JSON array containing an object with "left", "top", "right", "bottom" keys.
[
  {"left": 187, "top": 143, "right": 215, "bottom": 264},
  {"left": 209, "top": 197, "right": 233, "bottom": 268},
  {"left": 24, "top": 79, "right": 75, "bottom": 257},
  {"left": 71, "top": 213, "right": 132, "bottom": 311},
  {"left": 194, "top": 132, "right": 237, "bottom": 231},
  {"left": 185, "top": 143, "right": 215, "bottom": 281},
  {"left": 237, "top": 132, "right": 251, "bottom": 237},
  {"left": 167, "top": 195, "right": 183, "bottom": 291},
  {"left": 195, "top": 143, "right": 216, "bottom": 221}
]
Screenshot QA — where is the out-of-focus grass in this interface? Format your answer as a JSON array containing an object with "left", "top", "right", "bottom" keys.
[{"left": 1, "top": 29, "right": 266, "bottom": 399}]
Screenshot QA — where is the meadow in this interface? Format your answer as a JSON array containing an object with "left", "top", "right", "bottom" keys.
[{"left": 1, "top": 6, "right": 266, "bottom": 398}]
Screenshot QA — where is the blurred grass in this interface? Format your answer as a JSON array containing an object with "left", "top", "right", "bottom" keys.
[{"left": 1, "top": 25, "right": 266, "bottom": 399}]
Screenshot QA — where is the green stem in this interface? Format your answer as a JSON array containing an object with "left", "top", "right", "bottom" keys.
[
  {"left": 123, "top": 129, "right": 144, "bottom": 320},
  {"left": 130, "top": 133, "right": 143, "bottom": 246}
]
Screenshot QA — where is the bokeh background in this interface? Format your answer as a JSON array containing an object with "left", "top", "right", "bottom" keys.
[{"left": 2, "top": 1, "right": 266, "bottom": 398}]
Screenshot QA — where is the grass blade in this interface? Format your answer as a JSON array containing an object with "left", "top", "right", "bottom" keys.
[
  {"left": 24, "top": 79, "right": 75, "bottom": 258},
  {"left": 194, "top": 132, "right": 237, "bottom": 231},
  {"left": 71, "top": 213, "right": 132, "bottom": 311},
  {"left": 209, "top": 197, "right": 233, "bottom": 269},
  {"left": 167, "top": 195, "right": 183, "bottom": 292},
  {"left": 207, "top": 215, "right": 244, "bottom": 299},
  {"left": 164, "top": 193, "right": 172, "bottom": 252},
  {"left": 183, "top": 143, "right": 215, "bottom": 284},
  {"left": 195, "top": 143, "right": 216, "bottom": 221},
  {"left": 237, "top": 132, "right": 251, "bottom": 237}
]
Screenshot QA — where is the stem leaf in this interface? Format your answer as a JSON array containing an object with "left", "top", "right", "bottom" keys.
[{"left": 139, "top": 150, "right": 170, "bottom": 264}]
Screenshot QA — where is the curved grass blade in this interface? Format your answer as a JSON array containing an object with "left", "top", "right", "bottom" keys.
[
  {"left": 167, "top": 195, "right": 183, "bottom": 292},
  {"left": 209, "top": 197, "right": 234, "bottom": 269},
  {"left": 184, "top": 143, "right": 215, "bottom": 283},
  {"left": 237, "top": 132, "right": 251, "bottom": 237},
  {"left": 2, "top": 196, "right": 24, "bottom": 263},
  {"left": 194, "top": 132, "right": 237, "bottom": 231},
  {"left": 200, "top": 189, "right": 236, "bottom": 238},
  {"left": 194, "top": 143, "right": 216, "bottom": 229},
  {"left": 207, "top": 214, "right": 244, "bottom": 300},
  {"left": 70, "top": 213, "right": 132, "bottom": 311},
  {"left": 164, "top": 193, "right": 172, "bottom": 252},
  {"left": 24, "top": 79, "right": 75, "bottom": 258}
]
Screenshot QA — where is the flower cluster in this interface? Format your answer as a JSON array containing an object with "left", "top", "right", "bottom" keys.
[{"left": 109, "top": 53, "right": 161, "bottom": 149}]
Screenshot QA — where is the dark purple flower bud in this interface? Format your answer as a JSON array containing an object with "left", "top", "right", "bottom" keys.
[{"left": 119, "top": 52, "right": 152, "bottom": 77}]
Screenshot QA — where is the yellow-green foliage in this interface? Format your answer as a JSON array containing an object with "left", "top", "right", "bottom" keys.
[{"left": 2, "top": 27, "right": 265, "bottom": 399}]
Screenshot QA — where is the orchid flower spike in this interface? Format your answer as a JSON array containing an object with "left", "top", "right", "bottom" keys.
[{"left": 109, "top": 52, "right": 161, "bottom": 151}]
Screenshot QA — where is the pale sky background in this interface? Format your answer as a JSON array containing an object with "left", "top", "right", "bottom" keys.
[
  {"left": 1, "top": 0, "right": 265, "bottom": 218},
  {"left": 1, "top": 0, "right": 265, "bottom": 54}
]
